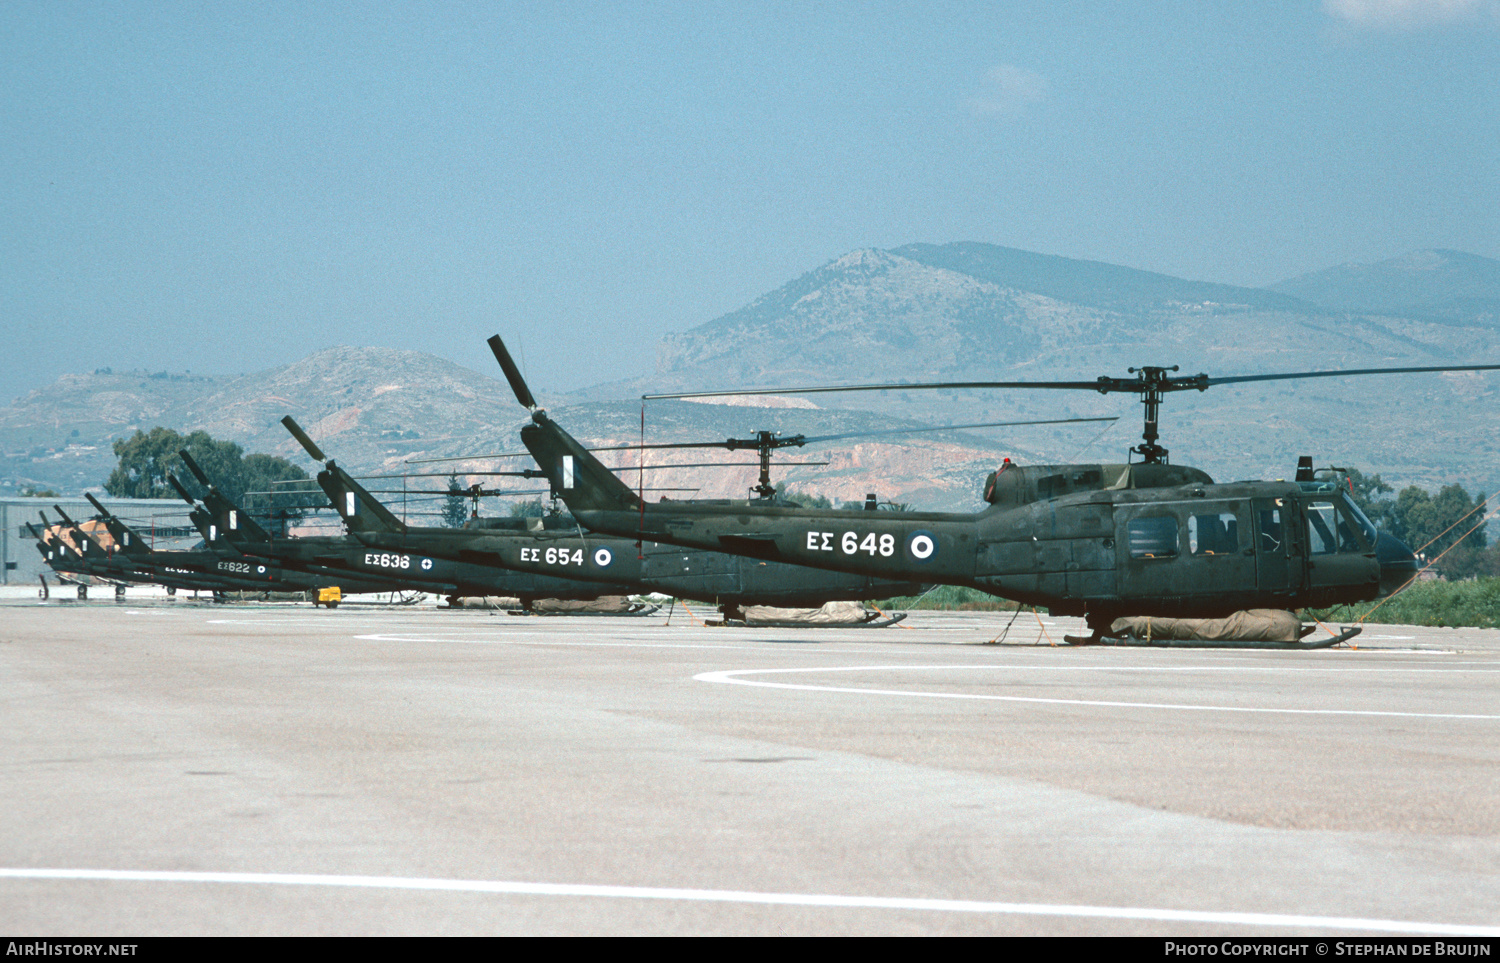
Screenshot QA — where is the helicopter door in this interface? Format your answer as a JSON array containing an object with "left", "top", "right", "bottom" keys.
[
  {"left": 1116, "top": 508, "right": 1185, "bottom": 601},
  {"left": 1301, "top": 497, "right": 1380, "bottom": 598},
  {"left": 1251, "top": 497, "right": 1302, "bottom": 596},
  {"left": 1181, "top": 502, "right": 1256, "bottom": 602}
]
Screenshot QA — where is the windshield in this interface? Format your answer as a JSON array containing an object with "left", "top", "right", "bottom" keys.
[{"left": 1338, "top": 491, "right": 1379, "bottom": 544}]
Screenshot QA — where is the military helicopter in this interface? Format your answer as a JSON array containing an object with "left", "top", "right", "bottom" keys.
[
  {"left": 31, "top": 501, "right": 341, "bottom": 598},
  {"left": 174, "top": 439, "right": 657, "bottom": 608},
  {"left": 164, "top": 461, "right": 427, "bottom": 600},
  {"left": 279, "top": 416, "right": 930, "bottom": 620},
  {"left": 486, "top": 334, "right": 1496, "bottom": 641}
]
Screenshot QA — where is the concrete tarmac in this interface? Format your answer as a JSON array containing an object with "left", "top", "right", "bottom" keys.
[{"left": 2, "top": 595, "right": 1498, "bottom": 936}]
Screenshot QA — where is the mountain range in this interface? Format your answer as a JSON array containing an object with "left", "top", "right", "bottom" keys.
[{"left": 5, "top": 243, "right": 1499, "bottom": 512}]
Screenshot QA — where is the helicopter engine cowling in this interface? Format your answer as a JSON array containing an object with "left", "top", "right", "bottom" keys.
[{"left": 983, "top": 461, "right": 1215, "bottom": 508}]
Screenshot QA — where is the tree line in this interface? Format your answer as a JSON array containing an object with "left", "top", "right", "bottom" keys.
[
  {"left": 104, "top": 427, "right": 320, "bottom": 520},
  {"left": 1347, "top": 469, "right": 1494, "bottom": 579}
]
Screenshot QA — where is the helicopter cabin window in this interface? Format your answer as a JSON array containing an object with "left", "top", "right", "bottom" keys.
[
  {"left": 1188, "top": 512, "right": 1238, "bottom": 555},
  {"left": 1036, "top": 469, "right": 1104, "bottom": 500},
  {"left": 1127, "top": 516, "right": 1179, "bottom": 559},
  {"left": 1306, "top": 499, "right": 1363, "bottom": 555},
  {"left": 1258, "top": 507, "right": 1284, "bottom": 553}
]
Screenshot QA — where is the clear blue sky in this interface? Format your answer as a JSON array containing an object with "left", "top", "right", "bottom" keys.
[{"left": 3, "top": 1, "right": 1497, "bottom": 402}]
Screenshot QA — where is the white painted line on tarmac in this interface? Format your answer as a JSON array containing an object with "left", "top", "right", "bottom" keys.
[
  {"left": 352, "top": 632, "right": 902, "bottom": 654},
  {"left": 2, "top": 868, "right": 1496, "bottom": 936},
  {"left": 695, "top": 666, "right": 1500, "bottom": 720},
  {"left": 356, "top": 632, "right": 769, "bottom": 650}
]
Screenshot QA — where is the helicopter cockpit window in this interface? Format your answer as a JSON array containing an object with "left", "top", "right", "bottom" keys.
[
  {"left": 1339, "top": 493, "right": 1379, "bottom": 545},
  {"left": 1188, "top": 512, "right": 1238, "bottom": 555},
  {"left": 1306, "top": 499, "right": 1366, "bottom": 555},
  {"left": 1127, "top": 516, "right": 1179, "bottom": 559}
]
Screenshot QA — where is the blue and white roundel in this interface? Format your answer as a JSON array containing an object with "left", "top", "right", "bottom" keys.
[
  {"left": 420, "top": 558, "right": 433, "bottom": 571},
  {"left": 906, "top": 530, "right": 937, "bottom": 562},
  {"left": 594, "top": 548, "right": 613, "bottom": 567}
]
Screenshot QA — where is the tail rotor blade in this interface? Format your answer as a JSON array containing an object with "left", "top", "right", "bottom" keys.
[
  {"left": 178, "top": 449, "right": 210, "bottom": 486},
  {"left": 167, "top": 473, "right": 196, "bottom": 505},
  {"left": 281, "top": 416, "right": 328, "bottom": 463},
  {"left": 488, "top": 334, "right": 538, "bottom": 410}
]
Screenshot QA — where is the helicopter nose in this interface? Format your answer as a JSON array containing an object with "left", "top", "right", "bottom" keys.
[{"left": 1375, "top": 532, "right": 1420, "bottom": 597}]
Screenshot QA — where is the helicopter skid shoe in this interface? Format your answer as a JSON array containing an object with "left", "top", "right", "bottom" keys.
[
  {"left": 711, "top": 611, "right": 909, "bottom": 629},
  {"left": 507, "top": 602, "right": 661, "bottom": 617},
  {"left": 1072, "top": 625, "right": 1361, "bottom": 649}
]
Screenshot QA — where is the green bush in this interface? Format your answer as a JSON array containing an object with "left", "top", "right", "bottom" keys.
[{"left": 1307, "top": 577, "right": 1500, "bottom": 628}]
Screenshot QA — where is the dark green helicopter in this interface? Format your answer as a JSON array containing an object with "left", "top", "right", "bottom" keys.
[
  {"left": 163, "top": 461, "right": 420, "bottom": 599},
  {"left": 174, "top": 439, "right": 651, "bottom": 607},
  {"left": 488, "top": 334, "right": 1497, "bottom": 641},
  {"left": 280, "top": 416, "right": 930, "bottom": 619},
  {"left": 32, "top": 500, "right": 354, "bottom": 597}
]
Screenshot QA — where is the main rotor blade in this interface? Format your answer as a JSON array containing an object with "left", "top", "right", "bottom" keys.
[
  {"left": 644, "top": 379, "right": 1102, "bottom": 400},
  {"left": 603, "top": 460, "right": 830, "bottom": 472},
  {"left": 571, "top": 415, "right": 1119, "bottom": 453},
  {"left": 1203, "top": 363, "right": 1500, "bottom": 389},
  {"left": 409, "top": 439, "right": 792, "bottom": 460},
  {"left": 645, "top": 362, "right": 1500, "bottom": 400},
  {"left": 352, "top": 470, "right": 548, "bottom": 480},
  {"left": 800, "top": 415, "right": 1117, "bottom": 445},
  {"left": 409, "top": 416, "right": 1118, "bottom": 467},
  {"left": 361, "top": 488, "right": 556, "bottom": 497},
  {"left": 488, "top": 334, "right": 539, "bottom": 411}
]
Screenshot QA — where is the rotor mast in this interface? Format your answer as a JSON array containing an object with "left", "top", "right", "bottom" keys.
[
  {"left": 1090, "top": 366, "right": 1210, "bottom": 465},
  {"left": 721, "top": 430, "right": 806, "bottom": 499}
]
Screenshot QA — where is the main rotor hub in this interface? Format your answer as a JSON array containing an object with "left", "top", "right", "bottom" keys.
[
  {"left": 1090, "top": 366, "right": 1210, "bottom": 465},
  {"left": 723, "top": 430, "right": 808, "bottom": 499}
]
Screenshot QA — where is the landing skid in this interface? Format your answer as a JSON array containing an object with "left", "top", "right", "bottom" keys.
[
  {"left": 506, "top": 603, "right": 662, "bottom": 617},
  {"left": 1063, "top": 626, "right": 1362, "bottom": 649},
  {"left": 710, "top": 612, "right": 908, "bottom": 629}
]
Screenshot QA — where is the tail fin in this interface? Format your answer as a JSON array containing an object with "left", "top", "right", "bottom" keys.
[
  {"left": 25, "top": 522, "right": 56, "bottom": 562},
  {"left": 176, "top": 449, "right": 271, "bottom": 542},
  {"left": 84, "top": 493, "right": 152, "bottom": 558},
  {"left": 168, "top": 474, "right": 230, "bottom": 547},
  {"left": 520, "top": 412, "right": 642, "bottom": 515},
  {"left": 36, "top": 512, "right": 76, "bottom": 562},
  {"left": 177, "top": 449, "right": 212, "bottom": 488},
  {"left": 318, "top": 463, "right": 409, "bottom": 535},
  {"left": 186, "top": 505, "right": 224, "bottom": 547},
  {"left": 281, "top": 416, "right": 406, "bottom": 534},
  {"left": 53, "top": 505, "right": 102, "bottom": 558},
  {"left": 486, "top": 332, "right": 639, "bottom": 515}
]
